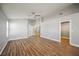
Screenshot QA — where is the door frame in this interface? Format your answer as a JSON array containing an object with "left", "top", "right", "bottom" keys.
[{"left": 59, "top": 20, "right": 71, "bottom": 44}]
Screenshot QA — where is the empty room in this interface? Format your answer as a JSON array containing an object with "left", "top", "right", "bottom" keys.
[{"left": 0, "top": 3, "right": 79, "bottom": 56}]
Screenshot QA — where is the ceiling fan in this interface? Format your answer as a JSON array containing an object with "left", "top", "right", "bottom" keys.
[{"left": 27, "top": 12, "right": 44, "bottom": 26}]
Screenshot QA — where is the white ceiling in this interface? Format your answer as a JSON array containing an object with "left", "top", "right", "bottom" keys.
[{"left": 1, "top": 3, "right": 72, "bottom": 19}]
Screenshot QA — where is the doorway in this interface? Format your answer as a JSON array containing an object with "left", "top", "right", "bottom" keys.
[
  {"left": 34, "top": 26, "right": 40, "bottom": 38},
  {"left": 61, "top": 21, "right": 70, "bottom": 46}
]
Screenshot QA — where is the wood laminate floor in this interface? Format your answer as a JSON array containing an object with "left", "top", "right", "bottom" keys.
[
  {"left": 61, "top": 36, "right": 70, "bottom": 46},
  {"left": 1, "top": 36, "right": 79, "bottom": 56}
]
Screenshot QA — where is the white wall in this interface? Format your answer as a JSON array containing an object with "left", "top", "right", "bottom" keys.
[
  {"left": 40, "top": 18, "right": 59, "bottom": 42},
  {"left": 8, "top": 19, "right": 35, "bottom": 40},
  {"left": 0, "top": 7, "right": 8, "bottom": 54},
  {"left": 28, "top": 24, "right": 34, "bottom": 37},
  {"left": 9, "top": 19, "right": 28, "bottom": 40},
  {"left": 69, "top": 13, "right": 79, "bottom": 47}
]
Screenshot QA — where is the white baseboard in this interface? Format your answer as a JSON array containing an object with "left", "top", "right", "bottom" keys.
[
  {"left": 9, "top": 37, "right": 28, "bottom": 41},
  {"left": 0, "top": 39, "right": 9, "bottom": 55},
  {"left": 40, "top": 36, "right": 59, "bottom": 42},
  {"left": 70, "top": 43, "right": 79, "bottom": 48}
]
